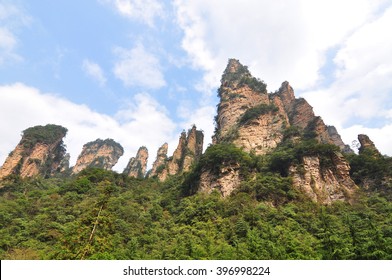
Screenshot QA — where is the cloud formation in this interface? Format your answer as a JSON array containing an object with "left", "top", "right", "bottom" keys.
[
  {"left": 300, "top": 6, "right": 392, "bottom": 155},
  {"left": 0, "top": 2, "right": 28, "bottom": 64},
  {"left": 174, "top": 0, "right": 386, "bottom": 92},
  {"left": 102, "top": 0, "right": 164, "bottom": 26},
  {"left": 82, "top": 59, "right": 107, "bottom": 87},
  {"left": 173, "top": 0, "right": 392, "bottom": 155},
  {"left": 113, "top": 43, "right": 166, "bottom": 89}
]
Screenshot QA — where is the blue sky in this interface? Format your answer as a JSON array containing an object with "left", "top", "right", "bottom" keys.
[{"left": 1, "top": 0, "right": 391, "bottom": 171}]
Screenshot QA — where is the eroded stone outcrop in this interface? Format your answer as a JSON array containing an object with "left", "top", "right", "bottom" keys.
[
  {"left": 123, "top": 146, "right": 148, "bottom": 178},
  {"left": 358, "top": 134, "right": 382, "bottom": 157},
  {"left": 0, "top": 124, "right": 67, "bottom": 180},
  {"left": 148, "top": 143, "right": 169, "bottom": 180},
  {"left": 198, "top": 163, "right": 241, "bottom": 197},
  {"left": 198, "top": 59, "right": 356, "bottom": 202},
  {"left": 289, "top": 153, "right": 357, "bottom": 204},
  {"left": 149, "top": 125, "right": 204, "bottom": 181},
  {"left": 72, "top": 139, "right": 124, "bottom": 174}
]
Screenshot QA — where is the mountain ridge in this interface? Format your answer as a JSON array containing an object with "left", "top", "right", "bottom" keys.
[{"left": 0, "top": 59, "right": 387, "bottom": 205}]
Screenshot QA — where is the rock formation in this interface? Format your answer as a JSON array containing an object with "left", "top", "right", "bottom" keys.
[
  {"left": 123, "top": 146, "right": 148, "bottom": 178},
  {"left": 72, "top": 139, "right": 124, "bottom": 174},
  {"left": 198, "top": 162, "right": 241, "bottom": 198},
  {"left": 148, "top": 143, "right": 169, "bottom": 179},
  {"left": 358, "top": 134, "right": 382, "bottom": 157},
  {"left": 199, "top": 59, "right": 356, "bottom": 203},
  {"left": 0, "top": 124, "right": 67, "bottom": 180},
  {"left": 289, "top": 153, "right": 356, "bottom": 204},
  {"left": 149, "top": 125, "right": 204, "bottom": 181}
]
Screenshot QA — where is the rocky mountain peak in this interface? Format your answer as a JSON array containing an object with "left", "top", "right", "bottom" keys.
[
  {"left": 200, "top": 59, "right": 357, "bottom": 204},
  {"left": 277, "top": 81, "right": 295, "bottom": 110},
  {"left": 358, "top": 134, "right": 381, "bottom": 157},
  {"left": 148, "top": 143, "right": 168, "bottom": 179},
  {"left": 123, "top": 146, "right": 149, "bottom": 178},
  {"left": 0, "top": 124, "right": 67, "bottom": 180},
  {"left": 72, "top": 139, "right": 124, "bottom": 174},
  {"left": 149, "top": 125, "right": 204, "bottom": 181}
]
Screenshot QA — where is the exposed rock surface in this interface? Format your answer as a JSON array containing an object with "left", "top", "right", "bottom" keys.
[
  {"left": 123, "top": 146, "right": 148, "bottom": 178},
  {"left": 148, "top": 143, "right": 169, "bottom": 180},
  {"left": 214, "top": 59, "right": 270, "bottom": 143},
  {"left": 199, "top": 59, "right": 356, "bottom": 202},
  {"left": 0, "top": 124, "right": 67, "bottom": 180},
  {"left": 149, "top": 125, "right": 204, "bottom": 181},
  {"left": 72, "top": 139, "right": 124, "bottom": 174},
  {"left": 289, "top": 153, "right": 357, "bottom": 204},
  {"left": 198, "top": 163, "right": 241, "bottom": 197},
  {"left": 358, "top": 134, "right": 382, "bottom": 157}
]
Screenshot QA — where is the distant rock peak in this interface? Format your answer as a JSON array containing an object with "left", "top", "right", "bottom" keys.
[
  {"left": 0, "top": 124, "right": 68, "bottom": 180},
  {"left": 123, "top": 146, "right": 149, "bottom": 179},
  {"left": 149, "top": 125, "right": 204, "bottom": 181},
  {"left": 358, "top": 134, "right": 381, "bottom": 157},
  {"left": 72, "top": 138, "right": 124, "bottom": 174}
]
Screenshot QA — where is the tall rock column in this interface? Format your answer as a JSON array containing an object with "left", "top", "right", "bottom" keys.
[
  {"left": 0, "top": 124, "right": 67, "bottom": 180},
  {"left": 123, "top": 146, "right": 149, "bottom": 178},
  {"left": 148, "top": 143, "right": 168, "bottom": 179},
  {"left": 148, "top": 125, "right": 204, "bottom": 181}
]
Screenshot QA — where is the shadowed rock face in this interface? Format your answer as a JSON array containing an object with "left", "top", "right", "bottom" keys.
[
  {"left": 123, "top": 146, "right": 149, "bottom": 178},
  {"left": 199, "top": 59, "right": 356, "bottom": 203},
  {"left": 289, "top": 153, "right": 356, "bottom": 204},
  {"left": 0, "top": 124, "right": 67, "bottom": 180},
  {"left": 149, "top": 125, "right": 204, "bottom": 181},
  {"left": 148, "top": 143, "right": 168, "bottom": 179},
  {"left": 72, "top": 139, "right": 124, "bottom": 174}
]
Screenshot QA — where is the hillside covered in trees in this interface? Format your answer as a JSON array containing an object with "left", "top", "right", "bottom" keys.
[{"left": 0, "top": 148, "right": 391, "bottom": 260}]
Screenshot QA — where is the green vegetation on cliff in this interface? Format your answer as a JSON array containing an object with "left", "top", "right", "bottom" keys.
[{"left": 21, "top": 124, "right": 67, "bottom": 149}]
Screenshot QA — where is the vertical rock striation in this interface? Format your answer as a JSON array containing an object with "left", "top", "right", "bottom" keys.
[
  {"left": 0, "top": 124, "right": 67, "bottom": 180},
  {"left": 72, "top": 139, "right": 124, "bottom": 174},
  {"left": 149, "top": 125, "right": 204, "bottom": 181},
  {"left": 199, "top": 58, "right": 356, "bottom": 203},
  {"left": 123, "top": 146, "right": 149, "bottom": 178}
]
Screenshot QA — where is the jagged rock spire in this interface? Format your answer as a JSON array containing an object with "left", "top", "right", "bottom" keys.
[
  {"left": 148, "top": 143, "right": 168, "bottom": 178},
  {"left": 123, "top": 146, "right": 148, "bottom": 178},
  {"left": 148, "top": 125, "right": 204, "bottom": 181},
  {"left": 358, "top": 134, "right": 382, "bottom": 157},
  {"left": 200, "top": 58, "right": 357, "bottom": 204}
]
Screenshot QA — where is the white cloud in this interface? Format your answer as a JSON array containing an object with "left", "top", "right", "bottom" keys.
[
  {"left": 113, "top": 43, "right": 166, "bottom": 89},
  {"left": 101, "top": 0, "right": 164, "bottom": 27},
  {"left": 0, "top": 83, "right": 178, "bottom": 172},
  {"left": 0, "top": 1, "right": 29, "bottom": 65},
  {"left": 339, "top": 124, "right": 392, "bottom": 157},
  {"left": 173, "top": 0, "right": 387, "bottom": 92},
  {"left": 299, "top": 6, "right": 392, "bottom": 156},
  {"left": 82, "top": 59, "right": 107, "bottom": 87},
  {"left": 173, "top": 0, "right": 392, "bottom": 156}
]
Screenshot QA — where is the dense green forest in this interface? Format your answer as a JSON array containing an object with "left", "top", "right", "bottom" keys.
[{"left": 0, "top": 143, "right": 391, "bottom": 260}]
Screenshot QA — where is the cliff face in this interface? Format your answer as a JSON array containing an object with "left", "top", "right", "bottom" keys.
[
  {"left": 72, "top": 139, "right": 124, "bottom": 174},
  {"left": 199, "top": 59, "right": 356, "bottom": 203},
  {"left": 0, "top": 124, "right": 67, "bottom": 180},
  {"left": 123, "top": 146, "right": 148, "bottom": 178},
  {"left": 149, "top": 125, "right": 204, "bottom": 181},
  {"left": 289, "top": 153, "right": 356, "bottom": 204},
  {"left": 149, "top": 143, "right": 169, "bottom": 179}
]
